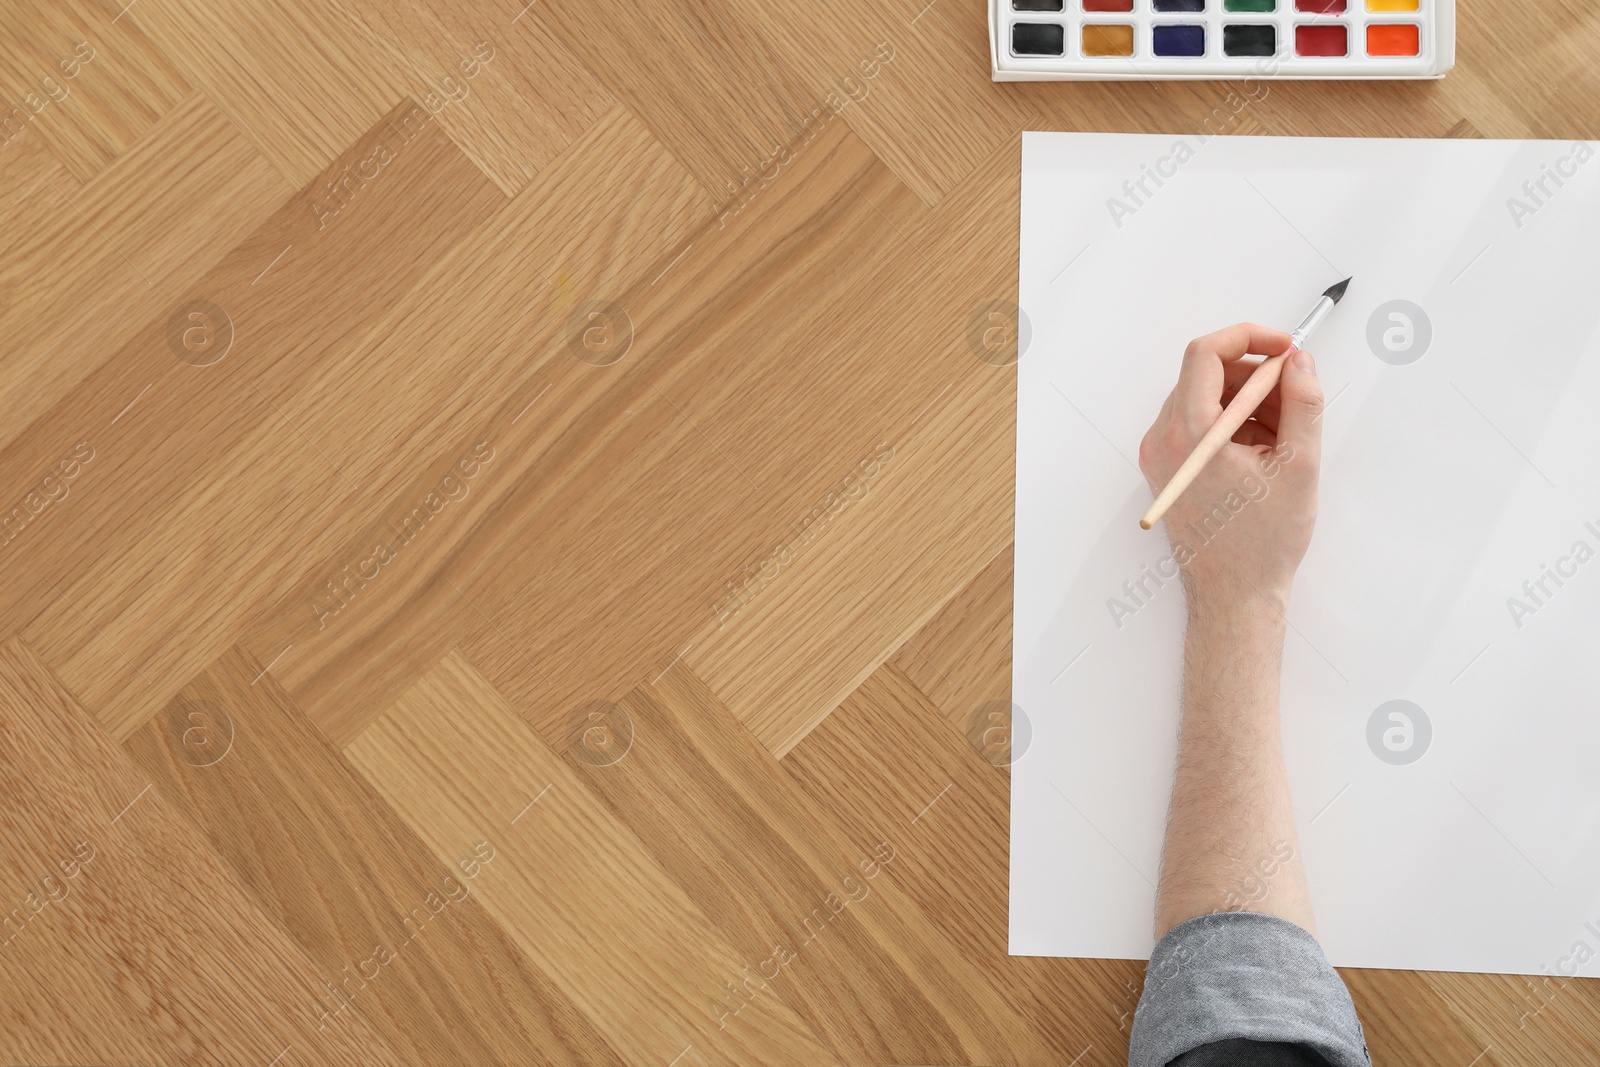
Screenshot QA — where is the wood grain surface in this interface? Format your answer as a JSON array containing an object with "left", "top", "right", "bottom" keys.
[{"left": 2, "top": 0, "right": 1598, "bottom": 1063}]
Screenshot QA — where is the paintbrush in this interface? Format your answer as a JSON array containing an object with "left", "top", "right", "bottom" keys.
[{"left": 1139, "top": 277, "right": 1351, "bottom": 531}]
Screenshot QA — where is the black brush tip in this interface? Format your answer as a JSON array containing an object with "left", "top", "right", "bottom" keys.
[{"left": 1324, "top": 277, "right": 1352, "bottom": 304}]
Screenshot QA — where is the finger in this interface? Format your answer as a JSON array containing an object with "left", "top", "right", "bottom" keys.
[
  {"left": 1191, "top": 322, "right": 1296, "bottom": 363},
  {"left": 1221, "top": 370, "right": 1282, "bottom": 425},
  {"left": 1222, "top": 393, "right": 1281, "bottom": 432},
  {"left": 1173, "top": 324, "right": 1295, "bottom": 429},
  {"left": 1231, "top": 420, "right": 1277, "bottom": 449},
  {"left": 1242, "top": 389, "right": 1281, "bottom": 434},
  {"left": 1276, "top": 346, "right": 1324, "bottom": 461},
  {"left": 1222, "top": 358, "right": 1269, "bottom": 393}
]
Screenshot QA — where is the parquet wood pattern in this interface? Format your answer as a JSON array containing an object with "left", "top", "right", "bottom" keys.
[{"left": 3, "top": 1, "right": 1598, "bottom": 1063}]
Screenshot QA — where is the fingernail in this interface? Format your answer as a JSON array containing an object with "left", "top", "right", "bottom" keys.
[{"left": 1293, "top": 349, "right": 1315, "bottom": 373}]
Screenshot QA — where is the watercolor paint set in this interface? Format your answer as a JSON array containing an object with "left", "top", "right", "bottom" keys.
[{"left": 990, "top": 0, "right": 1454, "bottom": 80}]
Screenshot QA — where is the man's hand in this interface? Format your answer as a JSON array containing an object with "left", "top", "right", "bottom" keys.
[
  {"left": 1138, "top": 323, "right": 1324, "bottom": 614},
  {"left": 1144, "top": 323, "right": 1325, "bottom": 938},
  {"left": 1136, "top": 324, "right": 1362, "bottom": 1061}
]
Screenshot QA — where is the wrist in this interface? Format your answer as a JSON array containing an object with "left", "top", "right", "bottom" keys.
[
  {"left": 1184, "top": 587, "right": 1288, "bottom": 646},
  {"left": 1181, "top": 598, "right": 1287, "bottom": 724}
]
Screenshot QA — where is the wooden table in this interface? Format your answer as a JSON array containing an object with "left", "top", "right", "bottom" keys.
[{"left": 0, "top": 0, "right": 1595, "bottom": 1063}]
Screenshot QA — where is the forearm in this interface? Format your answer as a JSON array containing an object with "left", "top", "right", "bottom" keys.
[{"left": 1154, "top": 589, "right": 1314, "bottom": 939}]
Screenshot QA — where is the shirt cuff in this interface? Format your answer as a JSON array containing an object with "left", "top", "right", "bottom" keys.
[{"left": 1128, "top": 911, "right": 1370, "bottom": 1067}]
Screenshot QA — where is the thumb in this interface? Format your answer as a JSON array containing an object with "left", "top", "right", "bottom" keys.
[{"left": 1276, "top": 347, "right": 1324, "bottom": 460}]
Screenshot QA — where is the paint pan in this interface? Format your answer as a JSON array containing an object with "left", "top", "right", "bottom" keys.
[
  {"left": 1152, "top": 24, "right": 1205, "bottom": 55},
  {"left": 1012, "top": 21, "right": 1067, "bottom": 54},
  {"left": 1223, "top": 23, "right": 1276, "bottom": 55},
  {"left": 992, "top": 0, "right": 1452, "bottom": 79},
  {"left": 1083, "top": 23, "right": 1136, "bottom": 56}
]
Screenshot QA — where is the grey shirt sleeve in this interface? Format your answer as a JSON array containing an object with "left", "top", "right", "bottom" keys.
[{"left": 1127, "top": 911, "right": 1370, "bottom": 1067}]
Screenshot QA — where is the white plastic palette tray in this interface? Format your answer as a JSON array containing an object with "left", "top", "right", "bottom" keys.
[
  {"left": 1011, "top": 131, "right": 1600, "bottom": 976},
  {"left": 990, "top": 0, "right": 1455, "bottom": 80}
]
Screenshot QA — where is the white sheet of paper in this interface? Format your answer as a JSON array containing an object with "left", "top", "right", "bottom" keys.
[{"left": 1011, "top": 131, "right": 1600, "bottom": 976}]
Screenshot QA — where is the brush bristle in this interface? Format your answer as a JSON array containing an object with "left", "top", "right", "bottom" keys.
[{"left": 1324, "top": 277, "right": 1352, "bottom": 304}]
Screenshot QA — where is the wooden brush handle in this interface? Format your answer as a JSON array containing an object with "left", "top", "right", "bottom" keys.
[{"left": 1139, "top": 349, "right": 1292, "bottom": 530}]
